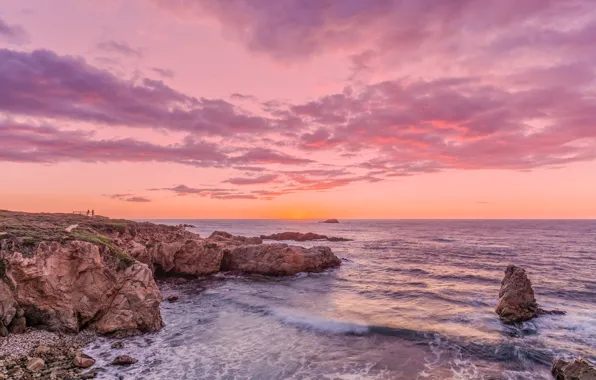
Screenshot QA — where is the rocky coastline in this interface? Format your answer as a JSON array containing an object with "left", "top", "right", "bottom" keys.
[{"left": 1, "top": 211, "right": 593, "bottom": 379}]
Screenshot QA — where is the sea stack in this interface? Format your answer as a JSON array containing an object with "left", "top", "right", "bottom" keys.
[{"left": 495, "top": 265, "right": 539, "bottom": 323}]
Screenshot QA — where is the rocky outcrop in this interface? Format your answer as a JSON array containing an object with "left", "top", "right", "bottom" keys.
[
  {"left": 321, "top": 219, "right": 340, "bottom": 223},
  {"left": 221, "top": 244, "right": 341, "bottom": 276},
  {"left": 112, "top": 226, "right": 224, "bottom": 276},
  {"left": 552, "top": 358, "right": 596, "bottom": 380},
  {"left": 495, "top": 265, "right": 539, "bottom": 323},
  {"left": 0, "top": 239, "right": 163, "bottom": 335},
  {"left": 260, "top": 232, "right": 352, "bottom": 242},
  {"left": 208, "top": 231, "right": 263, "bottom": 245},
  {"left": 495, "top": 265, "right": 565, "bottom": 323}
]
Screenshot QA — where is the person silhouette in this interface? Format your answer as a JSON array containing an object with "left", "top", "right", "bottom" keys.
[
  {"left": 91, "top": 209, "right": 95, "bottom": 217},
  {"left": 86, "top": 210, "right": 90, "bottom": 217}
]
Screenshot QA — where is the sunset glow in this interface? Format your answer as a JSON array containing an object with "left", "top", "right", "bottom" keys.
[{"left": 1, "top": 0, "right": 596, "bottom": 219}]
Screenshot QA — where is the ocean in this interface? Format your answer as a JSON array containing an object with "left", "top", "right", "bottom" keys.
[{"left": 85, "top": 220, "right": 596, "bottom": 379}]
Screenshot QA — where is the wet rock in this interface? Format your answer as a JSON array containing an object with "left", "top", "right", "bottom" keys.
[
  {"left": 26, "top": 357, "right": 45, "bottom": 372},
  {"left": 495, "top": 265, "right": 539, "bottom": 323},
  {"left": 110, "top": 355, "right": 137, "bottom": 366},
  {"left": 111, "top": 341, "right": 124, "bottom": 349},
  {"left": 321, "top": 219, "right": 339, "bottom": 223},
  {"left": 166, "top": 295, "right": 179, "bottom": 303},
  {"left": 221, "top": 244, "right": 341, "bottom": 276},
  {"left": 0, "top": 280, "right": 18, "bottom": 330},
  {"left": 73, "top": 352, "right": 96, "bottom": 368},
  {"left": 552, "top": 357, "right": 596, "bottom": 380},
  {"left": 260, "top": 232, "right": 352, "bottom": 242}
]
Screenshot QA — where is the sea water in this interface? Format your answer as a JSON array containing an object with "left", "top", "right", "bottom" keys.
[{"left": 85, "top": 220, "right": 596, "bottom": 379}]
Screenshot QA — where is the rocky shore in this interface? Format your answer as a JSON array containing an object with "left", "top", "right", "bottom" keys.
[{"left": 0, "top": 210, "right": 341, "bottom": 340}]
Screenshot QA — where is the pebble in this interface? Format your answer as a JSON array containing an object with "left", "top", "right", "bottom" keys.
[{"left": 0, "top": 328, "right": 95, "bottom": 357}]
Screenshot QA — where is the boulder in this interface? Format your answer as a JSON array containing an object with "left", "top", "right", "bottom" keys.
[
  {"left": 221, "top": 244, "right": 341, "bottom": 276},
  {"left": 110, "top": 355, "right": 138, "bottom": 366},
  {"left": 552, "top": 358, "right": 596, "bottom": 380},
  {"left": 73, "top": 352, "right": 96, "bottom": 368},
  {"left": 260, "top": 232, "right": 351, "bottom": 242},
  {"left": 26, "top": 357, "right": 45, "bottom": 372},
  {"left": 495, "top": 265, "right": 539, "bottom": 323},
  {"left": 149, "top": 239, "right": 223, "bottom": 275},
  {"left": 1, "top": 240, "right": 163, "bottom": 335}
]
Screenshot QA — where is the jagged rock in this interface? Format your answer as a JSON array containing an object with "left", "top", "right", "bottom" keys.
[
  {"left": 73, "top": 352, "right": 96, "bottom": 368},
  {"left": 495, "top": 265, "right": 539, "bottom": 323},
  {"left": 321, "top": 219, "right": 339, "bottom": 223},
  {"left": 552, "top": 358, "right": 596, "bottom": 380},
  {"left": 1, "top": 240, "right": 163, "bottom": 335},
  {"left": 0, "top": 280, "right": 17, "bottom": 329},
  {"left": 221, "top": 244, "right": 341, "bottom": 276},
  {"left": 166, "top": 295, "right": 179, "bottom": 303},
  {"left": 208, "top": 231, "right": 263, "bottom": 245},
  {"left": 26, "top": 357, "right": 45, "bottom": 372},
  {"left": 111, "top": 341, "right": 125, "bottom": 349},
  {"left": 110, "top": 355, "right": 137, "bottom": 366},
  {"left": 260, "top": 232, "right": 352, "bottom": 242}
]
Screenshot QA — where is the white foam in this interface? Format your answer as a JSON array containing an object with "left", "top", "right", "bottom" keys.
[{"left": 272, "top": 308, "right": 370, "bottom": 335}]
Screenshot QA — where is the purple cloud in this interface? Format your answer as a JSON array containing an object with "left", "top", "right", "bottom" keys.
[
  {"left": 106, "top": 193, "right": 152, "bottom": 202},
  {"left": 96, "top": 40, "right": 143, "bottom": 57},
  {"left": 0, "top": 48, "right": 273, "bottom": 136},
  {"left": 0, "top": 16, "right": 29, "bottom": 45},
  {"left": 151, "top": 67, "right": 175, "bottom": 78},
  {"left": 224, "top": 174, "right": 279, "bottom": 185}
]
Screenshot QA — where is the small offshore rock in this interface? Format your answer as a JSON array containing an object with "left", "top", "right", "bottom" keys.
[
  {"left": 166, "top": 295, "right": 179, "bottom": 303},
  {"left": 321, "top": 219, "right": 339, "bottom": 223},
  {"left": 73, "top": 352, "right": 96, "bottom": 368},
  {"left": 111, "top": 341, "right": 125, "bottom": 349},
  {"left": 26, "top": 357, "right": 46, "bottom": 372},
  {"left": 110, "top": 355, "right": 138, "bottom": 366},
  {"left": 552, "top": 357, "right": 596, "bottom": 380},
  {"left": 495, "top": 265, "right": 538, "bottom": 323}
]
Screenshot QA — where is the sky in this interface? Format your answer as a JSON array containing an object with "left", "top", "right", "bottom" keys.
[{"left": 1, "top": 0, "right": 595, "bottom": 219}]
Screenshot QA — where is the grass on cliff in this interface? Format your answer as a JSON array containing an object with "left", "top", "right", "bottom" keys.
[{"left": 0, "top": 210, "right": 136, "bottom": 268}]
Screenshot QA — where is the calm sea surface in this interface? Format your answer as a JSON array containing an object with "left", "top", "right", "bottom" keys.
[{"left": 86, "top": 220, "right": 596, "bottom": 380}]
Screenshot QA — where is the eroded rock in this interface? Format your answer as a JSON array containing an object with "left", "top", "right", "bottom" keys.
[
  {"left": 26, "top": 357, "right": 45, "bottom": 372},
  {"left": 260, "top": 232, "right": 352, "bottom": 242},
  {"left": 1, "top": 240, "right": 163, "bottom": 335},
  {"left": 73, "top": 352, "right": 96, "bottom": 368},
  {"left": 495, "top": 265, "right": 539, "bottom": 323},
  {"left": 221, "top": 244, "right": 341, "bottom": 276}
]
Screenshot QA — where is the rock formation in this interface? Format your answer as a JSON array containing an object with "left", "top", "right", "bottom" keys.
[
  {"left": 495, "top": 265, "right": 539, "bottom": 323},
  {"left": 552, "top": 358, "right": 596, "bottom": 380},
  {"left": 221, "top": 244, "right": 341, "bottom": 276},
  {"left": 321, "top": 219, "right": 340, "bottom": 223},
  {"left": 1, "top": 239, "right": 163, "bottom": 335},
  {"left": 260, "top": 231, "right": 352, "bottom": 242},
  {"left": 0, "top": 210, "right": 341, "bottom": 337}
]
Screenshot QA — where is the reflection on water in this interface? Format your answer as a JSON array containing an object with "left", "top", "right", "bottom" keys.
[{"left": 87, "top": 220, "right": 596, "bottom": 379}]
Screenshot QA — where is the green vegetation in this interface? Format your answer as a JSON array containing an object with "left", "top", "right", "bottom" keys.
[{"left": 0, "top": 210, "right": 137, "bottom": 268}]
